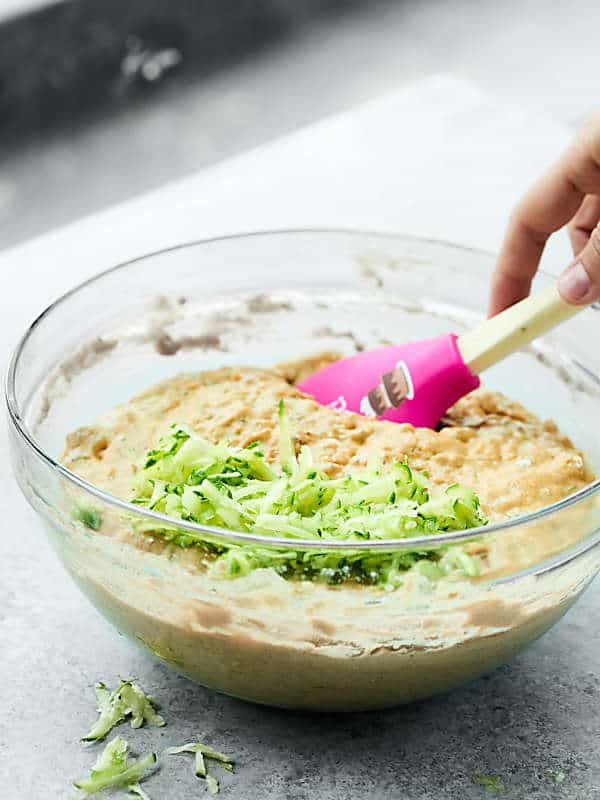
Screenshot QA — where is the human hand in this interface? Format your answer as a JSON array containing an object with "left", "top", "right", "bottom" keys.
[{"left": 489, "top": 114, "right": 600, "bottom": 316}]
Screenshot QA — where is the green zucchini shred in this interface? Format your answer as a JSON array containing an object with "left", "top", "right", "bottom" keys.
[
  {"left": 82, "top": 679, "right": 165, "bottom": 742},
  {"left": 166, "top": 741, "right": 234, "bottom": 794},
  {"left": 128, "top": 784, "right": 153, "bottom": 800},
  {"left": 74, "top": 507, "right": 103, "bottom": 531},
  {"left": 471, "top": 773, "right": 509, "bottom": 793},
  {"left": 73, "top": 736, "right": 156, "bottom": 797},
  {"left": 131, "top": 404, "right": 487, "bottom": 587}
]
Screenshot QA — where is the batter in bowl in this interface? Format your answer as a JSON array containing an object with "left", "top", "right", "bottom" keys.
[{"left": 61, "top": 359, "right": 593, "bottom": 710}]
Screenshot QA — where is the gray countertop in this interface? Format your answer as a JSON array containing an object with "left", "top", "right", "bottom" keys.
[{"left": 1, "top": 77, "right": 598, "bottom": 799}]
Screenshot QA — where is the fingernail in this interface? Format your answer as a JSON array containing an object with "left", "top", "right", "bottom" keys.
[{"left": 558, "top": 260, "right": 592, "bottom": 303}]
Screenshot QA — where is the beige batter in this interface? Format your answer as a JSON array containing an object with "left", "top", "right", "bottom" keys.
[{"left": 59, "top": 362, "right": 596, "bottom": 710}]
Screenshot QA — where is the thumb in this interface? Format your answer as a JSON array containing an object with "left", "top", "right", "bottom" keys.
[{"left": 558, "top": 221, "right": 600, "bottom": 305}]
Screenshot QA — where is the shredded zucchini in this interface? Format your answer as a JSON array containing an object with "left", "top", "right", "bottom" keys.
[
  {"left": 130, "top": 403, "right": 487, "bottom": 587},
  {"left": 166, "top": 741, "right": 234, "bottom": 794},
  {"left": 128, "top": 784, "right": 153, "bottom": 800},
  {"left": 550, "top": 770, "right": 566, "bottom": 785},
  {"left": 74, "top": 507, "right": 103, "bottom": 531},
  {"left": 82, "top": 679, "right": 165, "bottom": 742},
  {"left": 73, "top": 736, "right": 156, "bottom": 797},
  {"left": 472, "top": 773, "right": 509, "bottom": 793}
]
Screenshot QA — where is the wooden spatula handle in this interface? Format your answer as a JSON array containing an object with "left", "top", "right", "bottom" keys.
[{"left": 457, "top": 284, "right": 582, "bottom": 375}]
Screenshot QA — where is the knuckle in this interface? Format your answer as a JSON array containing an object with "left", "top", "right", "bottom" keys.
[
  {"left": 578, "top": 116, "right": 600, "bottom": 174},
  {"left": 581, "top": 221, "right": 600, "bottom": 280},
  {"left": 581, "top": 110, "right": 600, "bottom": 135},
  {"left": 590, "top": 221, "right": 600, "bottom": 258},
  {"left": 507, "top": 206, "right": 524, "bottom": 227}
]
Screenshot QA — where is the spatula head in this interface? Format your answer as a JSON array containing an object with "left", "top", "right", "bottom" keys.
[{"left": 297, "top": 333, "right": 480, "bottom": 429}]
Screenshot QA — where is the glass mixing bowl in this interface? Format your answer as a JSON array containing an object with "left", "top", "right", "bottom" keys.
[{"left": 7, "top": 230, "right": 600, "bottom": 711}]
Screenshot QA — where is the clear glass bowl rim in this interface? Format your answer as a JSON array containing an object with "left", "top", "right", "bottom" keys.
[{"left": 6, "top": 228, "right": 600, "bottom": 553}]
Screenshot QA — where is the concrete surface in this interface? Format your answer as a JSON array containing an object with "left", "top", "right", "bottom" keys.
[
  {"left": 2, "top": 76, "right": 599, "bottom": 799},
  {"left": 3, "top": 0, "right": 600, "bottom": 248}
]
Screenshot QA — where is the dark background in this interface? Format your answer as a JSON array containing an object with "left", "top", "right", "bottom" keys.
[
  {"left": 0, "top": 0, "right": 364, "bottom": 143},
  {"left": 0, "top": 0, "right": 596, "bottom": 249}
]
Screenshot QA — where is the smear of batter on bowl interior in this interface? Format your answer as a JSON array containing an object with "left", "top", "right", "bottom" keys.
[{"left": 60, "top": 356, "right": 595, "bottom": 710}]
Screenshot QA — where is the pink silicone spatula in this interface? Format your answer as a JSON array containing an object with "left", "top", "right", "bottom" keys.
[{"left": 298, "top": 284, "right": 584, "bottom": 429}]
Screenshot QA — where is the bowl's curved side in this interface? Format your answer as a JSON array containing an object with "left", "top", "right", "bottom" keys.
[
  {"left": 40, "top": 503, "right": 600, "bottom": 710},
  {"left": 86, "top": 578, "right": 581, "bottom": 711},
  {"left": 7, "top": 230, "right": 600, "bottom": 710}
]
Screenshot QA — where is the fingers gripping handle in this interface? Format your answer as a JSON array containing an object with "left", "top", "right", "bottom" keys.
[
  {"left": 558, "top": 221, "right": 600, "bottom": 305},
  {"left": 458, "top": 283, "right": 582, "bottom": 375}
]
